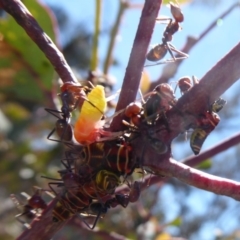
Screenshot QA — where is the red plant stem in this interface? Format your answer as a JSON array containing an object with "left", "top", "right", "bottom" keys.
[
  {"left": 157, "top": 158, "right": 240, "bottom": 201},
  {"left": 114, "top": 131, "right": 240, "bottom": 201},
  {"left": 0, "top": 0, "right": 78, "bottom": 84},
  {"left": 183, "top": 132, "right": 240, "bottom": 167},
  {"left": 111, "top": 0, "right": 162, "bottom": 131}
]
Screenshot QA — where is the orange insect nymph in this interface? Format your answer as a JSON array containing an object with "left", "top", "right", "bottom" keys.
[{"left": 74, "top": 85, "right": 106, "bottom": 145}]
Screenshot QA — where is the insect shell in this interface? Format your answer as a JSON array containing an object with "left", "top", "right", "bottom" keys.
[
  {"left": 51, "top": 164, "right": 120, "bottom": 226},
  {"left": 73, "top": 142, "right": 106, "bottom": 178},
  {"left": 52, "top": 190, "right": 91, "bottom": 223},
  {"left": 124, "top": 102, "right": 142, "bottom": 127},
  {"left": 211, "top": 98, "right": 227, "bottom": 113},
  {"left": 95, "top": 170, "right": 120, "bottom": 194},
  {"left": 11, "top": 189, "right": 47, "bottom": 228},
  {"left": 175, "top": 76, "right": 192, "bottom": 95},
  {"left": 143, "top": 83, "right": 176, "bottom": 124},
  {"left": 174, "top": 76, "right": 199, "bottom": 95},
  {"left": 104, "top": 141, "right": 134, "bottom": 176},
  {"left": 146, "top": 43, "right": 168, "bottom": 62},
  {"left": 45, "top": 166, "right": 92, "bottom": 223},
  {"left": 190, "top": 112, "right": 220, "bottom": 155},
  {"left": 50, "top": 172, "right": 92, "bottom": 223}
]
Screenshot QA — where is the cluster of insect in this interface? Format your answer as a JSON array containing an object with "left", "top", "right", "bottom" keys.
[
  {"left": 12, "top": 75, "right": 143, "bottom": 230},
  {"left": 175, "top": 76, "right": 226, "bottom": 155},
  {"left": 11, "top": 2, "right": 226, "bottom": 231},
  {"left": 144, "top": 1, "right": 226, "bottom": 154}
]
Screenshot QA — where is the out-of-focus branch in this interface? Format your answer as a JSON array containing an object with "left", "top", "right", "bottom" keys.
[
  {"left": 156, "top": 158, "right": 240, "bottom": 201},
  {"left": 16, "top": 199, "right": 68, "bottom": 240},
  {"left": 90, "top": 229, "right": 129, "bottom": 240},
  {"left": 149, "top": 2, "right": 240, "bottom": 89},
  {"left": 103, "top": 0, "right": 129, "bottom": 75},
  {"left": 91, "top": 0, "right": 102, "bottom": 71},
  {"left": 111, "top": 0, "right": 162, "bottom": 131},
  {"left": 69, "top": 217, "right": 128, "bottom": 240},
  {"left": 0, "top": 0, "right": 78, "bottom": 84}
]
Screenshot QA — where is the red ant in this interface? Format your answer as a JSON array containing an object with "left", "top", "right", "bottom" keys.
[
  {"left": 174, "top": 75, "right": 199, "bottom": 95},
  {"left": 45, "top": 81, "right": 94, "bottom": 146},
  {"left": 143, "top": 83, "right": 176, "bottom": 125},
  {"left": 11, "top": 188, "right": 47, "bottom": 228},
  {"left": 145, "top": 2, "right": 188, "bottom": 67}
]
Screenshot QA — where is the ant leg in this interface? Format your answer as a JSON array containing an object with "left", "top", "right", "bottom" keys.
[
  {"left": 45, "top": 108, "right": 63, "bottom": 119},
  {"left": 88, "top": 205, "right": 106, "bottom": 230},
  {"left": 155, "top": 17, "right": 172, "bottom": 24},
  {"left": 144, "top": 58, "right": 176, "bottom": 67},
  {"left": 167, "top": 42, "right": 189, "bottom": 60},
  {"left": 129, "top": 181, "right": 141, "bottom": 203},
  {"left": 77, "top": 206, "right": 104, "bottom": 230},
  {"left": 47, "top": 182, "right": 64, "bottom": 197}
]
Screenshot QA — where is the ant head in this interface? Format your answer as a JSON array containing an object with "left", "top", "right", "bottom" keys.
[
  {"left": 178, "top": 76, "right": 192, "bottom": 94},
  {"left": 170, "top": 2, "right": 184, "bottom": 23},
  {"left": 155, "top": 83, "right": 175, "bottom": 100}
]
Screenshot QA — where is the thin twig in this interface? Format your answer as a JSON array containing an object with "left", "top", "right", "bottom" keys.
[
  {"left": 111, "top": 0, "right": 162, "bottom": 131},
  {"left": 103, "top": 0, "right": 129, "bottom": 75},
  {"left": 158, "top": 158, "right": 240, "bottom": 201},
  {"left": 90, "top": 0, "right": 102, "bottom": 71}
]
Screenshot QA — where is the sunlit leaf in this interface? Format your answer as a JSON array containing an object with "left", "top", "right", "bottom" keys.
[
  {"left": 167, "top": 216, "right": 182, "bottom": 226},
  {"left": 2, "top": 102, "right": 30, "bottom": 121},
  {"left": 140, "top": 70, "right": 151, "bottom": 94},
  {"left": 196, "top": 159, "right": 212, "bottom": 170},
  {"left": 155, "top": 232, "right": 172, "bottom": 240},
  {"left": 163, "top": 0, "right": 192, "bottom": 5}
]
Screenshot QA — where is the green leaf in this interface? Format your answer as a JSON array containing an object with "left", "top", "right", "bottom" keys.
[
  {"left": 196, "top": 159, "right": 212, "bottom": 170},
  {"left": 167, "top": 216, "right": 182, "bottom": 226},
  {"left": 2, "top": 102, "right": 30, "bottom": 121},
  {"left": 162, "top": 0, "right": 192, "bottom": 5},
  {"left": 0, "top": 0, "right": 57, "bottom": 102}
]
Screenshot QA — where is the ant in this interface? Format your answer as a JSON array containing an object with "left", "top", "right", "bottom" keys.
[
  {"left": 45, "top": 81, "right": 91, "bottom": 146},
  {"left": 45, "top": 108, "right": 73, "bottom": 146},
  {"left": 145, "top": 2, "right": 188, "bottom": 67},
  {"left": 11, "top": 188, "right": 47, "bottom": 228}
]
